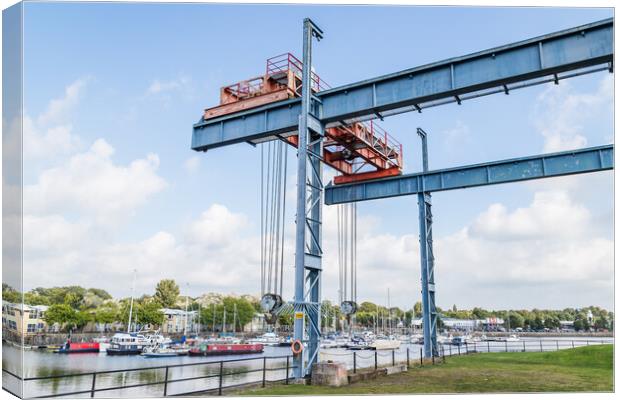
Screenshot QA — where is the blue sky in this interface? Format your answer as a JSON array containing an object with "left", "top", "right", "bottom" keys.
[{"left": 16, "top": 3, "right": 614, "bottom": 310}]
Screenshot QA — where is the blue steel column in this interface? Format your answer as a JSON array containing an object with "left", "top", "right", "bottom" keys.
[
  {"left": 293, "top": 18, "right": 324, "bottom": 379},
  {"left": 417, "top": 128, "right": 438, "bottom": 358}
]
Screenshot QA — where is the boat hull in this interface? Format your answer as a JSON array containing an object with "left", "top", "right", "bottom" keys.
[
  {"left": 142, "top": 352, "right": 187, "bottom": 357},
  {"left": 55, "top": 348, "right": 100, "bottom": 354},
  {"left": 106, "top": 349, "right": 143, "bottom": 355},
  {"left": 55, "top": 342, "right": 100, "bottom": 354},
  {"left": 189, "top": 344, "right": 264, "bottom": 356},
  {"left": 370, "top": 340, "right": 401, "bottom": 350}
]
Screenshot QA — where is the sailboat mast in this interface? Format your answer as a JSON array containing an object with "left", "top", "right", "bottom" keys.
[
  {"left": 198, "top": 302, "right": 201, "bottom": 335},
  {"left": 212, "top": 303, "right": 216, "bottom": 334},
  {"left": 127, "top": 269, "right": 136, "bottom": 332},
  {"left": 184, "top": 290, "right": 189, "bottom": 336},
  {"left": 388, "top": 288, "right": 391, "bottom": 335},
  {"left": 233, "top": 304, "right": 237, "bottom": 333},
  {"left": 375, "top": 304, "right": 378, "bottom": 335}
]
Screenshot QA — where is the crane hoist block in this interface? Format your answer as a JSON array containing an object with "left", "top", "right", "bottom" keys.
[{"left": 202, "top": 53, "right": 404, "bottom": 184}]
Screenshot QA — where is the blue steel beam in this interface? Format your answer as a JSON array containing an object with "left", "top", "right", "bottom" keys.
[
  {"left": 324, "top": 145, "right": 613, "bottom": 205},
  {"left": 192, "top": 18, "right": 613, "bottom": 151}
]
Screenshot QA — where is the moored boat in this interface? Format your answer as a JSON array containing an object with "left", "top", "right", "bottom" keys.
[
  {"left": 189, "top": 343, "right": 264, "bottom": 356},
  {"left": 278, "top": 336, "right": 293, "bottom": 347},
  {"left": 142, "top": 344, "right": 189, "bottom": 357},
  {"left": 106, "top": 332, "right": 169, "bottom": 355},
  {"left": 345, "top": 336, "right": 372, "bottom": 350},
  {"left": 55, "top": 341, "right": 100, "bottom": 354},
  {"left": 247, "top": 332, "right": 282, "bottom": 346},
  {"left": 498, "top": 334, "right": 520, "bottom": 342},
  {"left": 370, "top": 339, "right": 401, "bottom": 350}
]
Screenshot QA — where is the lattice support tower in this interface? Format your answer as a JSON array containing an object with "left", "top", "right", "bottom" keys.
[
  {"left": 292, "top": 18, "right": 324, "bottom": 379},
  {"left": 417, "top": 127, "right": 438, "bottom": 358}
]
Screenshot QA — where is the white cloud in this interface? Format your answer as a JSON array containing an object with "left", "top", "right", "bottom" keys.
[
  {"left": 146, "top": 75, "right": 190, "bottom": 95},
  {"left": 532, "top": 74, "right": 613, "bottom": 152},
  {"left": 38, "top": 78, "right": 89, "bottom": 126},
  {"left": 23, "top": 215, "right": 91, "bottom": 253},
  {"left": 185, "top": 204, "right": 248, "bottom": 248},
  {"left": 24, "top": 138, "right": 167, "bottom": 224},
  {"left": 435, "top": 190, "right": 613, "bottom": 309},
  {"left": 526, "top": 74, "right": 613, "bottom": 208},
  {"left": 22, "top": 204, "right": 261, "bottom": 297},
  {"left": 442, "top": 120, "right": 471, "bottom": 151},
  {"left": 184, "top": 156, "right": 200, "bottom": 173},
  {"left": 23, "top": 78, "right": 87, "bottom": 161},
  {"left": 469, "top": 191, "right": 590, "bottom": 241},
  {"left": 24, "top": 116, "right": 81, "bottom": 160}
]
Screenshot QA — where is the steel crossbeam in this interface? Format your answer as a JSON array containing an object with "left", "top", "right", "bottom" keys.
[
  {"left": 325, "top": 145, "right": 613, "bottom": 205},
  {"left": 192, "top": 19, "right": 613, "bottom": 152}
]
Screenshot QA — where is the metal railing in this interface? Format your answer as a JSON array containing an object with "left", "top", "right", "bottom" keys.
[
  {"left": 222, "top": 77, "right": 265, "bottom": 99},
  {"left": 3, "top": 355, "right": 292, "bottom": 398},
  {"left": 3, "top": 339, "right": 612, "bottom": 398},
  {"left": 266, "top": 53, "right": 330, "bottom": 92}
]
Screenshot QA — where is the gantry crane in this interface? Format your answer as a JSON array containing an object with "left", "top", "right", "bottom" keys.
[{"left": 192, "top": 17, "right": 613, "bottom": 379}]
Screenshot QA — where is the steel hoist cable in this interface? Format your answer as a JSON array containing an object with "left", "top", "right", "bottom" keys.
[
  {"left": 260, "top": 140, "right": 288, "bottom": 323},
  {"left": 338, "top": 202, "right": 358, "bottom": 317}
]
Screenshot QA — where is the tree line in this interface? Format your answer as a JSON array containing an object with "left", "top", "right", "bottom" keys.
[
  {"left": 2, "top": 283, "right": 613, "bottom": 332},
  {"left": 346, "top": 301, "right": 613, "bottom": 332},
  {"left": 3, "top": 281, "right": 262, "bottom": 333}
]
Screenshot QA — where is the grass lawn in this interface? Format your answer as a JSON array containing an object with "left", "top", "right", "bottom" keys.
[{"left": 242, "top": 344, "right": 613, "bottom": 395}]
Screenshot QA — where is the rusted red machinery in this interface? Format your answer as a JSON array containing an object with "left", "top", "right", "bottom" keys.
[{"left": 203, "top": 53, "right": 403, "bottom": 184}]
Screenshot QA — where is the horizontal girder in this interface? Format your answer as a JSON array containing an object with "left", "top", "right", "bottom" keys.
[
  {"left": 192, "top": 18, "right": 613, "bottom": 152},
  {"left": 324, "top": 144, "right": 613, "bottom": 205}
]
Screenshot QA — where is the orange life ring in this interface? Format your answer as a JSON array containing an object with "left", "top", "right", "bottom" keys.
[{"left": 291, "top": 339, "right": 303, "bottom": 355}]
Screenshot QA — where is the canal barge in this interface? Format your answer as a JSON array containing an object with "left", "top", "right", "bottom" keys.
[
  {"left": 189, "top": 343, "right": 264, "bottom": 356},
  {"left": 55, "top": 341, "right": 100, "bottom": 354}
]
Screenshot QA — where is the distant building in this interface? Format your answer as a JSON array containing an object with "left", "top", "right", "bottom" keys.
[
  {"left": 160, "top": 308, "right": 197, "bottom": 334},
  {"left": 442, "top": 318, "right": 479, "bottom": 331},
  {"left": 412, "top": 316, "right": 505, "bottom": 331},
  {"left": 2, "top": 302, "right": 53, "bottom": 335},
  {"left": 480, "top": 317, "right": 504, "bottom": 330},
  {"left": 244, "top": 313, "right": 266, "bottom": 333}
]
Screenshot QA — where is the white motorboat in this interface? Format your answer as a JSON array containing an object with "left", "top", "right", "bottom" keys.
[
  {"left": 106, "top": 332, "right": 169, "bottom": 355},
  {"left": 467, "top": 335, "right": 482, "bottom": 343},
  {"left": 247, "top": 332, "right": 282, "bottom": 346},
  {"left": 501, "top": 334, "right": 520, "bottom": 342},
  {"left": 142, "top": 343, "right": 189, "bottom": 357},
  {"left": 370, "top": 339, "right": 401, "bottom": 350},
  {"left": 320, "top": 339, "right": 338, "bottom": 349},
  {"left": 397, "top": 334, "right": 411, "bottom": 344},
  {"left": 451, "top": 335, "right": 472, "bottom": 346},
  {"left": 346, "top": 340, "right": 373, "bottom": 350},
  {"left": 437, "top": 334, "right": 454, "bottom": 344}
]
